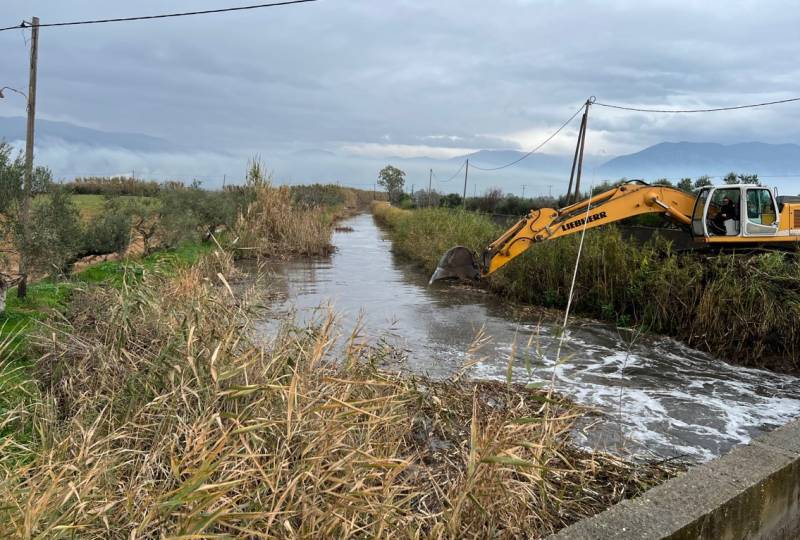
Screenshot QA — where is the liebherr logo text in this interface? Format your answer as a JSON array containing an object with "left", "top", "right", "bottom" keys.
[{"left": 561, "top": 211, "right": 608, "bottom": 231}]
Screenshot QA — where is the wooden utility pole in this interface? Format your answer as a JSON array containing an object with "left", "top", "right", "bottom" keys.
[
  {"left": 462, "top": 159, "right": 469, "bottom": 209},
  {"left": 521, "top": 184, "right": 526, "bottom": 198},
  {"left": 17, "top": 16, "right": 39, "bottom": 299}
]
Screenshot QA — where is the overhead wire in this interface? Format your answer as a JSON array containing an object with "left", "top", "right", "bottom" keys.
[
  {"left": 469, "top": 104, "right": 586, "bottom": 171},
  {"left": 0, "top": 0, "right": 318, "bottom": 32},
  {"left": 593, "top": 96, "right": 800, "bottom": 113},
  {"left": 433, "top": 160, "right": 467, "bottom": 183}
]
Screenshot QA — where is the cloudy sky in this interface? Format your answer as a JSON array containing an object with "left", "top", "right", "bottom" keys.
[{"left": 2, "top": 0, "right": 800, "bottom": 193}]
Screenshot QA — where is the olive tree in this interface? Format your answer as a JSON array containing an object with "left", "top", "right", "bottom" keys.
[
  {"left": 377, "top": 165, "right": 406, "bottom": 204},
  {"left": 677, "top": 178, "right": 694, "bottom": 193},
  {"left": 694, "top": 176, "right": 713, "bottom": 189},
  {"left": 724, "top": 172, "right": 759, "bottom": 185}
]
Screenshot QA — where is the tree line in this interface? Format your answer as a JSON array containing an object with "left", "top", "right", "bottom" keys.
[{"left": 377, "top": 163, "right": 765, "bottom": 215}]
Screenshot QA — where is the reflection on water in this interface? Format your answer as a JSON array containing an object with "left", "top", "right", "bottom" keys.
[{"left": 256, "top": 213, "right": 800, "bottom": 462}]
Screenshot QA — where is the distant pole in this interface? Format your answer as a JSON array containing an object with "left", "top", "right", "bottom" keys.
[
  {"left": 17, "top": 15, "right": 39, "bottom": 300},
  {"left": 373, "top": 183, "right": 376, "bottom": 200},
  {"left": 462, "top": 159, "right": 469, "bottom": 209},
  {"left": 548, "top": 184, "right": 553, "bottom": 198},
  {"left": 132, "top": 169, "right": 135, "bottom": 180},
  {"left": 428, "top": 168, "right": 432, "bottom": 207},
  {"left": 222, "top": 174, "right": 226, "bottom": 189},
  {"left": 521, "top": 184, "right": 526, "bottom": 198}
]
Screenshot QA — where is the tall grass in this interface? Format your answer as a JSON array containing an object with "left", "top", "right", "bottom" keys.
[
  {"left": 0, "top": 247, "right": 674, "bottom": 538},
  {"left": 372, "top": 202, "right": 800, "bottom": 371},
  {"left": 232, "top": 162, "right": 334, "bottom": 257}
]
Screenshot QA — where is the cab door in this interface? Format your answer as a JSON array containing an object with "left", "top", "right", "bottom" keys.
[
  {"left": 743, "top": 187, "right": 780, "bottom": 236},
  {"left": 691, "top": 187, "right": 711, "bottom": 237}
]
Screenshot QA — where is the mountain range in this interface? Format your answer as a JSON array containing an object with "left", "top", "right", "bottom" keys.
[
  {"left": 2, "top": 116, "right": 800, "bottom": 184},
  {"left": 0, "top": 116, "right": 178, "bottom": 153},
  {"left": 596, "top": 141, "right": 800, "bottom": 179}
]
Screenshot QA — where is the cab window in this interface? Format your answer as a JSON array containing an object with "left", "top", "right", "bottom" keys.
[{"left": 745, "top": 188, "right": 778, "bottom": 235}]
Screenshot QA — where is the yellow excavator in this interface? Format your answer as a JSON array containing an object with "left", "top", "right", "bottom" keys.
[{"left": 430, "top": 181, "right": 800, "bottom": 282}]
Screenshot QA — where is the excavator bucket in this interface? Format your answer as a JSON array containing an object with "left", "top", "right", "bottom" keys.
[{"left": 428, "top": 246, "right": 481, "bottom": 284}]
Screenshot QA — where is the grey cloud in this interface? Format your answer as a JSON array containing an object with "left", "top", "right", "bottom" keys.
[{"left": 1, "top": 0, "right": 800, "bottom": 195}]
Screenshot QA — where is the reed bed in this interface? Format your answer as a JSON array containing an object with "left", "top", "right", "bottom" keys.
[
  {"left": 0, "top": 246, "right": 675, "bottom": 539},
  {"left": 233, "top": 162, "right": 333, "bottom": 258},
  {"left": 372, "top": 201, "right": 800, "bottom": 371}
]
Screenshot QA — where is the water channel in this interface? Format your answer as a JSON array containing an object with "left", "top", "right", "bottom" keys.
[{"left": 258, "top": 213, "right": 800, "bottom": 462}]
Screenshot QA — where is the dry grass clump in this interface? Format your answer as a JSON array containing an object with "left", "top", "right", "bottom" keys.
[
  {"left": 234, "top": 161, "right": 333, "bottom": 258},
  {"left": 0, "top": 249, "right": 675, "bottom": 539}
]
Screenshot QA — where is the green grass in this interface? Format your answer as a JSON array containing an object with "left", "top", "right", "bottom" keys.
[
  {"left": 77, "top": 241, "right": 213, "bottom": 285},
  {"left": 33, "top": 194, "right": 154, "bottom": 222}
]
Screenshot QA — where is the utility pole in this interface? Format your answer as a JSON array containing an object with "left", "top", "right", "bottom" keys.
[
  {"left": 462, "top": 159, "right": 469, "bottom": 209},
  {"left": 373, "top": 183, "right": 376, "bottom": 200},
  {"left": 17, "top": 16, "right": 39, "bottom": 299},
  {"left": 521, "top": 184, "right": 526, "bottom": 198},
  {"left": 428, "top": 168, "right": 432, "bottom": 208},
  {"left": 548, "top": 184, "right": 553, "bottom": 198}
]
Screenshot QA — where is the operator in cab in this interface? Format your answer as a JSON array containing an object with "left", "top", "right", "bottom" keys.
[{"left": 713, "top": 196, "right": 739, "bottom": 235}]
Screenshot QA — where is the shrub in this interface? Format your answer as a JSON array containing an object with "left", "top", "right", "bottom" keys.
[{"left": 80, "top": 201, "right": 133, "bottom": 256}]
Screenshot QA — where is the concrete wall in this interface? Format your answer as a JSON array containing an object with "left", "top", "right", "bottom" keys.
[{"left": 550, "top": 419, "right": 800, "bottom": 540}]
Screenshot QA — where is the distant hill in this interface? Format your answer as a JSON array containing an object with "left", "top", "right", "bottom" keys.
[
  {"left": 0, "top": 116, "right": 175, "bottom": 152},
  {"left": 597, "top": 141, "right": 800, "bottom": 179}
]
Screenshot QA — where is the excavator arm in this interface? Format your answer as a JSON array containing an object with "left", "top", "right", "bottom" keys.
[{"left": 431, "top": 181, "right": 697, "bottom": 282}]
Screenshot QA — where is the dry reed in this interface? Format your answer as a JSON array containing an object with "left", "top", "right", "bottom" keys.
[
  {"left": 0, "top": 244, "right": 676, "bottom": 539},
  {"left": 232, "top": 161, "right": 333, "bottom": 258}
]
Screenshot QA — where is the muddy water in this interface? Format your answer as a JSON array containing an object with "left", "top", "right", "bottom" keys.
[{"left": 259, "top": 213, "right": 800, "bottom": 462}]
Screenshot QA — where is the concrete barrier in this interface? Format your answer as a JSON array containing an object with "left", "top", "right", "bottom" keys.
[{"left": 550, "top": 419, "right": 800, "bottom": 539}]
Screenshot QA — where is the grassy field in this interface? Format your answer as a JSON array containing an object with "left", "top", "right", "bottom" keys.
[{"left": 372, "top": 202, "right": 800, "bottom": 373}]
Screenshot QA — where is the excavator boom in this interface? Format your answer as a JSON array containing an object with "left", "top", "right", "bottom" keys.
[
  {"left": 482, "top": 181, "right": 695, "bottom": 275},
  {"left": 431, "top": 181, "right": 800, "bottom": 282}
]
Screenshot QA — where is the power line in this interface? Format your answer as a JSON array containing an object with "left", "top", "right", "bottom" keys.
[
  {"left": 434, "top": 160, "right": 467, "bottom": 183},
  {"left": 0, "top": 0, "right": 318, "bottom": 33},
  {"left": 469, "top": 103, "right": 586, "bottom": 171},
  {"left": 593, "top": 96, "right": 800, "bottom": 113}
]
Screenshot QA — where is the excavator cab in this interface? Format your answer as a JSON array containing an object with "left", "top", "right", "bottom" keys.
[{"left": 691, "top": 185, "right": 780, "bottom": 239}]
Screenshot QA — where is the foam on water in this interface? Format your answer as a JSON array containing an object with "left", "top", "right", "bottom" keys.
[{"left": 256, "top": 213, "right": 800, "bottom": 463}]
